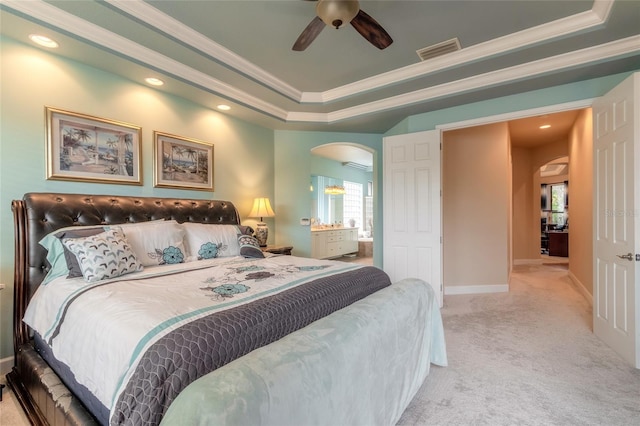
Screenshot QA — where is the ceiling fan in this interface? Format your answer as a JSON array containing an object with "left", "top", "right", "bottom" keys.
[{"left": 292, "top": 0, "right": 393, "bottom": 51}]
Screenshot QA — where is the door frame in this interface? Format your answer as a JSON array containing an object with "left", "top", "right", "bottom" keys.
[{"left": 435, "top": 99, "right": 594, "bottom": 298}]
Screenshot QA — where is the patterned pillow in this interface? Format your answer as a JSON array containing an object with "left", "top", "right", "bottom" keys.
[
  {"left": 182, "top": 223, "right": 241, "bottom": 260},
  {"left": 238, "top": 234, "right": 265, "bottom": 258},
  {"left": 39, "top": 225, "right": 107, "bottom": 284},
  {"left": 55, "top": 227, "right": 107, "bottom": 278},
  {"left": 115, "top": 220, "right": 187, "bottom": 266},
  {"left": 62, "top": 229, "right": 143, "bottom": 282}
]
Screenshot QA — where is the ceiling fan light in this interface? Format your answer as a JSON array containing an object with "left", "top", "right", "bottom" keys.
[{"left": 316, "top": 0, "right": 359, "bottom": 29}]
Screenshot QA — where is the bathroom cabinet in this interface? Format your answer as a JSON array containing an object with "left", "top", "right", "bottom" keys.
[{"left": 311, "top": 228, "right": 359, "bottom": 259}]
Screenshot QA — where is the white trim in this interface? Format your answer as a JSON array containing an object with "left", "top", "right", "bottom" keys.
[
  {"left": 314, "top": 36, "right": 639, "bottom": 124},
  {"left": 437, "top": 99, "right": 596, "bottom": 131},
  {"left": 3, "top": 0, "right": 634, "bottom": 125},
  {"left": 108, "top": 0, "right": 614, "bottom": 104},
  {"left": 513, "top": 259, "right": 544, "bottom": 265},
  {"left": 568, "top": 270, "right": 594, "bottom": 306},
  {"left": 444, "top": 284, "right": 509, "bottom": 295},
  {"left": 0, "top": 356, "right": 13, "bottom": 376},
  {"left": 106, "top": 0, "right": 302, "bottom": 101},
  {"left": 312, "top": 0, "right": 614, "bottom": 103},
  {"left": 2, "top": 0, "right": 290, "bottom": 121}
]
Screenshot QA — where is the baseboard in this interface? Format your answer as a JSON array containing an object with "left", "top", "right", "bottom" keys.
[
  {"left": 445, "top": 284, "right": 509, "bottom": 295},
  {"left": 513, "top": 259, "right": 543, "bottom": 265},
  {"left": 568, "top": 270, "right": 593, "bottom": 306},
  {"left": 1, "top": 355, "right": 13, "bottom": 376}
]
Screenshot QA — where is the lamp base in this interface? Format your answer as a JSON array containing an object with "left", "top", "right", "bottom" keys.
[{"left": 254, "top": 222, "right": 268, "bottom": 247}]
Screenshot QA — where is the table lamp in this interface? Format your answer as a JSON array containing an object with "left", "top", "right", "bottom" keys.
[{"left": 248, "top": 197, "right": 275, "bottom": 246}]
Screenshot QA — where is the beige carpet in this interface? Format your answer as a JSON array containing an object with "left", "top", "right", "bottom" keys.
[
  {"left": 397, "top": 263, "right": 640, "bottom": 425},
  {"left": 0, "top": 376, "right": 29, "bottom": 425}
]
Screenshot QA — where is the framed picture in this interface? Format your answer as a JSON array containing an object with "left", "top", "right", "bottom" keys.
[
  {"left": 46, "top": 107, "right": 142, "bottom": 185},
  {"left": 153, "top": 131, "right": 214, "bottom": 191}
]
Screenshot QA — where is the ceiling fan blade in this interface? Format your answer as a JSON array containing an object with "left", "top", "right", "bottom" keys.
[
  {"left": 350, "top": 9, "right": 393, "bottom": 50},
  {"left": 292, "top": 16, "right": 325, "bottom": 51}
]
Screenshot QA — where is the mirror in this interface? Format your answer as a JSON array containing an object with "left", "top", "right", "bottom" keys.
[{"left": 311, "top": 175, "right": 344, "bottom": 226}]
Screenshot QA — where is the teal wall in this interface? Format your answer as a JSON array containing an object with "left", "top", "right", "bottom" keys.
[
  {"left": 273, "top": 132, "right": 383, "bottom": 263},
  {"left": 0, "top": 37, "right": 276, "bottom": 360}
]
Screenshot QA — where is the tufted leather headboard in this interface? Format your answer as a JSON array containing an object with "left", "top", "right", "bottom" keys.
[{"left": 11, "top": 192, "right": 241, "bottom": 348}]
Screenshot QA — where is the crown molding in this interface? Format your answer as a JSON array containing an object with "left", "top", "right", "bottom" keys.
[
  {"left": 3, "top": 0, "right": 634, "bottom": 126},
  {"left": 288, "top": 36, "right": 640, "bottom": 124},
  {"left": 95, "top": 0, "right": 615, "bottom": 105},
  {"left": 305, "top": 0, "right": 614, "bottom": 103},
  {"left": 2, "top": 0, "right": 291, "bottom": 121},
  {"left": 106, "top": 0, "right": 303, "bottom": 102}
]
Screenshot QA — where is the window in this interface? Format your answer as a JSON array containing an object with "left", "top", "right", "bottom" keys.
[
  {"left": 542, "top": 182, "right": 568, "bottom": 228},
  {"left": 550, "top": 183, "right": 566, "bottom": 226},
  {"left": 343, "top": 180, "right": 363, "bottom": 229}
]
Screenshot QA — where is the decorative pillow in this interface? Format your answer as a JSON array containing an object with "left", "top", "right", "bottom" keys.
[
  {"left": 114, "top": 220, "right": 186, "bottom": 266},
  {"left": 55, "top": 227, "right": 107, "bottom": 278},
  {"left": 62, "top": 228, "right": 143, "bottom": 282},
  {"left": 39, "top": 225, "right": 107, "bottom": 284},
  {"left": 182, "top": 223, "right": 241, "bottom": 260},
  {"left": 238, "top": 234, "right": 265, "bottom": 259},
  {"left": 239, "top": 225, "right": 254, "bottom": 236}
]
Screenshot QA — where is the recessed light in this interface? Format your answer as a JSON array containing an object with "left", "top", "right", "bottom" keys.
[
  {"left": 539, "top": 124, "right": 551, "bottom": 129},
  {"left": 145, "top": 77, "right": 164, "bottom": 86},
  {"left": 29, "top": 34, "right": 58, "bottom": 48},
  {"left": 217, "top": 104, "right": 231, "bottom": 111}
]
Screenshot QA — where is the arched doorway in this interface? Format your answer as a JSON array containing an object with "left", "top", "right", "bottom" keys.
[{"left": 310, "top": 143, "right": 375, "bottom": 264}]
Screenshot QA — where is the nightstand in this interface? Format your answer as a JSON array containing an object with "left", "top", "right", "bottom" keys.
[{"left": 262, "top": 245, "right": 293, "bottom": 255}]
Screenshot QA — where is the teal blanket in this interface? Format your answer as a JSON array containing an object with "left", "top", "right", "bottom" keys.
[{"left": 161, "top": 278, "right": 447, "bottom": 425}]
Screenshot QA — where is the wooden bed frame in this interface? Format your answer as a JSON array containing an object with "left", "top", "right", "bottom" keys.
[{"left": 7, "top": 193, "right": 242, "bottom": 426}]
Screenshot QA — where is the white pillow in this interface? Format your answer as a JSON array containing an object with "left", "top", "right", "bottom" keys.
[
  {"left": 182, "top": 223, "right": 241, "bottom": 260},
  {"left": 114, "top": 220, "right": 187, "bottom": 266},
  {"left": 62, "top": 228, "right": 143, "bottom": 282}
]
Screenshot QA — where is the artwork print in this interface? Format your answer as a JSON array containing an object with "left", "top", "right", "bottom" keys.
[
  {"left": 46, "top": 107, "right": 142, "bottom": 185},
  {"left": 154, "top": 131, "right": 214, "bottom": 191}
]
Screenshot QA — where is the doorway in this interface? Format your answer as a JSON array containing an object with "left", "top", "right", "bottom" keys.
[
  {"left": 508, "top": 110, "right": 581, "bottom": 266},
  {"left": 310, "top": 143, "right": 375, "bottom": 265},
  {"left": 539, "top": 158, "right": 569, "bottom": 259},
  {"left": 439, "top": 102, "right": 592, "bottom": 300}
]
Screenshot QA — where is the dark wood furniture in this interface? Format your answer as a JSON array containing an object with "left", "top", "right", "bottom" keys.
[
  {"left": 7, "top": 193, "right": 241, "bottom": 426},
  {"left": 262, "top": 245, "right": 293, "bottom": 255},
  {"left": 548, "top": 231, "right": 569, "bottom": 257}
]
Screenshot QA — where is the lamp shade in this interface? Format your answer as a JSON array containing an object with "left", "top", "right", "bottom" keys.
[{"left": 248, "top": 197, "right": 275, "bottom": 221}]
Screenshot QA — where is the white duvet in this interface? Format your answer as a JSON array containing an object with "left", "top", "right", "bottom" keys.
[{"left": 23, "top": 255, "right": 362, "bottom": 416}]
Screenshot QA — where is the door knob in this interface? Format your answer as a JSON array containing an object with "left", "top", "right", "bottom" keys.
[{"left": 616, "top": 253, "right": 633, "bottom": 261}]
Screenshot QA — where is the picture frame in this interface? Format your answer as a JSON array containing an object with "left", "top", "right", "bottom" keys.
[
  {"left": 153, "top": 131, "right": 214, "bottom": 191},
  {"left": 46, "top": 107, "right": 142, "bottom": 185}
]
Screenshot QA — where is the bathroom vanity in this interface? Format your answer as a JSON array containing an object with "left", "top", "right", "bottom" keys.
[{"left": 311, "top": 227, "right": 359, "bottom": 259}]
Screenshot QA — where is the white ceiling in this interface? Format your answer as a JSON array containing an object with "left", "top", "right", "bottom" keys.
[{"left": 1, "top": 1, "right": 639, "bottom": 134}]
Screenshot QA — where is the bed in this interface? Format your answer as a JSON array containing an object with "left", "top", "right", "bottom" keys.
[{"left": 6, "top": 192, "right": 447, "bottom": 426}]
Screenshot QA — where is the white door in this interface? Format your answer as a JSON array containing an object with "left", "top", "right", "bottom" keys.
[
  {"left": 383, "top": 130, "right": 442, "bottom": 306},
  {"left": 593, "top": 72, "right": 639, "bottom": 368}
]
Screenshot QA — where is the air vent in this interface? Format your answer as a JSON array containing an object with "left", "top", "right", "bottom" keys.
[
  {"left": 342, "top": 162, "right": 372, "bottom": 172},
  {"left": 416, "top": 38, "right": 461, "bottom": 61}
]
